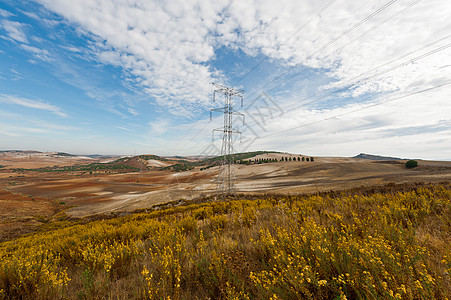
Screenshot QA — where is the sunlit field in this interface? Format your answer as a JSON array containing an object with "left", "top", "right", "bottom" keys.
[{"left": 1, "top": 183, "right": 450, "bottom": 299}]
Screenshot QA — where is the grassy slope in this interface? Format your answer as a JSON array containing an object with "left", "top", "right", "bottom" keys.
[
  {"left": 5, "top": 151, "right": 277, "bottom": 174},
  {"left": 161, "top": 151, "right": 278, "bottom": 172},
  {"left": 0, "top": 183, "right": 450, "bottom": 299}
]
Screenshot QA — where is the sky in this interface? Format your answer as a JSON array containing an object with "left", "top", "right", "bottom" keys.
[{"left": 0, "top": 0, "right": 450, "bottom": 160}]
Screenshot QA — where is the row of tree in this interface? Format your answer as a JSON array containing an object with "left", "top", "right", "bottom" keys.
[
  {"left": 281, "top": 156, "right": 314, "bottom": 162},
  {"left": 239, "top": 156, "right": 314, "bottom": 165}
]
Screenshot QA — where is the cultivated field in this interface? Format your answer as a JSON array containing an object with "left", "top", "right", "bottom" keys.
[
  {"left": 0, "top": 151, "right": 450, "bottom": 299},
  {"left": 0, "top": 183, "right": 450, "bottom": 299},
  {"left": 1, "top": 151, "right": 450, "bottom": 223}
]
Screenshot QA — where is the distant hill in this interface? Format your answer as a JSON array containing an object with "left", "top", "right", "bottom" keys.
[
  {"left": 53, "top": 152, "right": 75, "bottom": 157},
  {"left": 83, "top": 154, "right": 124, "bottom": 160},
  {"left": 354, "top": 153, "right": 402, "bottom": 161},
  {"left": 0, "top": 150, "right": 42, "bottom": 154}
]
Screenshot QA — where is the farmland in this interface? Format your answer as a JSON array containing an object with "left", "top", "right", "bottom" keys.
[
  {"left": 0, "top": 183, "right": 450, "bottom": 299},
  {"left": 0, "top": 151, "right": 450, "bottom": 299}
]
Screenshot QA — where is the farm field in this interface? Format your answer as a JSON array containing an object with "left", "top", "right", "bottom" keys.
[
  {"left": 0, "top": 151, "right": 450, "bottom": 299},
  {"left": 1, "top": 151, "right": 450, "bottom": 222},
  {"left": 1, "top": 151, "right": 451, "bottom": 242},
  {"left": 0, "top": 183, "right": 449, "bottom": 299}
]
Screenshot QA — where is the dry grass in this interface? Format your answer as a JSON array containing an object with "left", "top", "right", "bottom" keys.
[{"left": 0, "top": 182, "right": 450, "bottom": 299}]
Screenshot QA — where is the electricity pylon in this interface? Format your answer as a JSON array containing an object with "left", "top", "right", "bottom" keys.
[{"left": 210, "top": 83, "right": 245, "bottom": 195}]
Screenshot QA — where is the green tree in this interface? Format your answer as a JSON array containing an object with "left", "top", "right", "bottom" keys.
[{"left": 405, "top": 160, "right": 418, "bottom": 168}]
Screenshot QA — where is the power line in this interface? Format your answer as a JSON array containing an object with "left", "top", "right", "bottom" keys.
[
  {"left": 308, "top": 0, "right": 398, "bottom": 58},
  {"left": 174, "top": 0, "right": 440, "bottom": 156},
  {"left": 188, "top": 0, "right": 402, "bottom": 155},
  {"left": 171, "top": 0, "right": 295, "bottom": 155},
  {"left": 256, "top": 81, "right": 451, "bottom": 139},
  {"left": 178, "top": 30, "right": 445, "bottom": 156},
  {"left": 174, "top": 0, "right": 392, "bottom": 155},
  {"left": 331, "top": 0, "right": 423, "bottom": 58},
  {"left": 242, "top": 36, "right": 451, "bottom": 130},
  {"left": 233, "top": 0, "right": 338, "bottom": 85},
  {"left": 237, "top": 0, "right": 400, "bottom": 105}
]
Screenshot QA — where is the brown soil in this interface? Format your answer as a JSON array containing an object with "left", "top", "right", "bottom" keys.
[
  {"left": 1, "top": 153, "right": 450, "bottom": 232},
  {"left": 0, "top": 152, "right": 96, "bottom": 169},
  {"left": 0, "top": 188, "right": 62, "bottom": 241}
]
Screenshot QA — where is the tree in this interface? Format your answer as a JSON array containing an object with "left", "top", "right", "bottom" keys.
[
  {"left": 289, "top": 157, "right": 292, "bottom": 161},
  {"left": 405, "top": 160, "right": 418, "bottom": 168},
  {"left": 302, "top": 157, "right": 305, "bottom": 161}
]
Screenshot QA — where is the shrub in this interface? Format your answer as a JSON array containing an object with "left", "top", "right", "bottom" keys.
[
  {"left": 405, "top": 160, "right": 418, "bottom": 168},
  {"left": 1, "top": 184, "right": 450, "bottom": 299}
]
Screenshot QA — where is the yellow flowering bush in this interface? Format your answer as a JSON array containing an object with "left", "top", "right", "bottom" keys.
[{"left": 0, "top": 183, "right": 449, "bottom": 299}]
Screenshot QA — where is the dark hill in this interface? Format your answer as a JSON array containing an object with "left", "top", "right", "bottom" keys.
[{"left": 353, "top": 153, "right": 402, "bottom": 161}]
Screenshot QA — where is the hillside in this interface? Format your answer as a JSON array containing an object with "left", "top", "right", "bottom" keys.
[
  {"left": 0, "top": 183, "right": 449, "bottom": 299},
  {"left": 353, "top": 153, "right": 403, "bottom": 161}
]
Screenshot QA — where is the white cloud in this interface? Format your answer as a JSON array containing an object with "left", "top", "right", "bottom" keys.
[
  {"left": 61, "top": 45, "right": 81, "bottom": 53},
  {"left": 236, "top": 84, "right": 451, "bottom": 160},
  {"left": 0, "top": 94, "right": 67, "bottom": 117},
  {"left": 128, "top": 108, "right": 138, "bottom": 116},
  {"left": 36, "top": 0, "right": 451, "bottom": 110},
  {"left": 0, "top": 123, "right": 48, "bottom": 136},
  {"left": 149, "top": 119, "right": 170, "bottom": 136},
  {"left": 29, "top": 0, "right": 451, "bottom": 157},
  {"left": 21, "top": 10, "right": 60, "bottom": 26},
  {"left": 0, "top": 8, "right": 13, "bottom": 18},
  {"left": 115, "top": 126, "right": 133, "bottom": 132},
  {"left": 20, "top": 44, "right": 53, "bottom": 62},
  {"left": 0, "top": 20, "right": 28, "bottom": 43},
  {"left": 38, "top": 0, "right": 228, "bottom": 113},
  {"left": 30, "top": 120, "right": 77, "bottom": 131}
]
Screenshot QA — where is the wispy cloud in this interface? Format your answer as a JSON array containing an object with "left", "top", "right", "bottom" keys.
[
  {"left": 235, "top": 85, "right": 451, "bottom": 160},
  {"left": 36, "top": 0, "right": 451, "bottom": 113},
  {"left": 0, "top": 123, "right": 49, "bottom": 136},
  {"left": 0, "top": 20, "right": 28, "bottom": 43},
  {"left": 20, "top": 44, "right": 52, "bottom": 62},
  {"left": 2, "top": 0, "right": 450, "bottom": 157},
  {"left": 149, "top": 119, "right": 170, "bottom": 136},
  {"left": 30, "top": 120, "right": 77, "bottom": 131},
  {"left": 0, "top": 94, "right": 67, "bottom": 117},
  {"left": 0, "top": 8, "right": 13, "bottom": 18},
  {"left": 127, "top": 108, "right": 138, "bottom": 116},
  {"left": 115, "top": 125, "right": 133, "bottom": 132}
]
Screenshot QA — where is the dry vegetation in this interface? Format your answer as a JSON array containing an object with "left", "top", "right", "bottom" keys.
[{"left": 0, "top": 183, "right": 450, "bottom": 299}]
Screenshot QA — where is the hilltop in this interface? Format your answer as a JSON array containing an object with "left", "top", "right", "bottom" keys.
[{"left": 353, "top": 153, "right": 403, "bottom": 161}]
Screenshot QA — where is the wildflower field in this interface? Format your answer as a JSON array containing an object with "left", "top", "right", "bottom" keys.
[{"left": 0, "top": 183, "right": 450, "bottom": 299}]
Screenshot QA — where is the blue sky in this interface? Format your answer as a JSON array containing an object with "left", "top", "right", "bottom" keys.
[{"left": 0, "top": 0, "right": 450, "bottom": 159}]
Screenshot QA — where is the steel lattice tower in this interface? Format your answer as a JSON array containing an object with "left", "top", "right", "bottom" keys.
[{"left": 210, "top": 83, "right": 244, "bottom": 195}]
